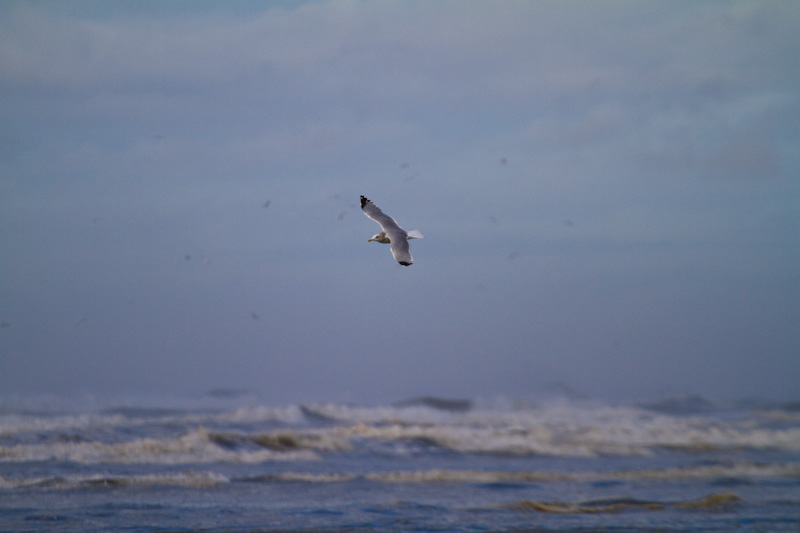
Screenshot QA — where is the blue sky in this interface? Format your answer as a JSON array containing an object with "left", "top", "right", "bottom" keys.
[{"left": 1, "top": 0, "right": 798, "bottom": 404}]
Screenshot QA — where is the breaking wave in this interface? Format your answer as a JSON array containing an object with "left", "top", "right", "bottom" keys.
[
  {"left": 0, "top": 427, "right": 321, "bottom": 464},
  {"left": 2, "top": 398, "right": 800, "bottom": 465},
  {"left": 4, "top": 461, "right": 798, "bottom": 491}
]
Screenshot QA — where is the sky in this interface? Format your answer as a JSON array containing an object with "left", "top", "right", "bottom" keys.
[{"left": 1, "top": 0, "right": 798, "bottom": 405}]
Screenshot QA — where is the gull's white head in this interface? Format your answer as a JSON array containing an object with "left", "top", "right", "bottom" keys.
[{"left": 368, "top": 232, "right": 391, "bottom": 244}]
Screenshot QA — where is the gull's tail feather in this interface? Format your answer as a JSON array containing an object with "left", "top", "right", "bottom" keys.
[{"left": 407, "top": 230, "right": 424, "bottom": 239}]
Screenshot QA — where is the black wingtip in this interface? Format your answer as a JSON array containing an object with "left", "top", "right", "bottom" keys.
[
  {"left": 360, "top": 195, "right": 369, "bottom": 209},
  {"left": 399, "top": 261, "right": 412, "bottom": 266}
]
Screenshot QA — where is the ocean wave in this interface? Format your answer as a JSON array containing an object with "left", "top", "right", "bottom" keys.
[
  {"left": 2, "top": 461, "right": 797, "bottom": 493},
  {"left": 321, "top": 406, "right": 800, "bottom": 456},
  {"left": 0, "top": 427, "right": 319, "bottom": 464},
  {"left": 3, "top": 401, "right": 800, "bottom": 463},
  {"left": 394, "top": 396, "right": 473, "bottom": 412},
  {"left": 246, "top": 461, "right": 800, "bottom": 484},
  {"left": 505, "top": 492, "right": 741, "bottom": 514},
  {"left": 0, "top": 404, "right": 307, "bottom": 437},
  {"left": 0, "top": 470, "right": 230, "bottom": 490},
  {"left": 299, "top": 403, "right": 458, "bottom": 425},
  {"left": 208, "top": 429, "right": 351, "bottom": 452}
]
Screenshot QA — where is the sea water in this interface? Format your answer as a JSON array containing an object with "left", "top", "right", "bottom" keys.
[{"left": 1, "top": 392, "right": 799, "bottom": 532}]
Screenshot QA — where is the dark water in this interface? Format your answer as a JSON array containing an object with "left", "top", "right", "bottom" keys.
[{"left": 2, "top": 393, "right": 800, "bottom": 531}]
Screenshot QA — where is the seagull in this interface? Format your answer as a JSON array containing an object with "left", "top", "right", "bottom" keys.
[{"left": 360, "top": 195, "right": 423, "bottom": 266}]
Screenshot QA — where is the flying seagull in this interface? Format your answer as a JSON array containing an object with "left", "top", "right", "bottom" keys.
[{"left": 360, "top": 195, "right": 423, "bottom": 266}]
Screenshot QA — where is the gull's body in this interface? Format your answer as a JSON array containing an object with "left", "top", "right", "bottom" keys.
[{"left": 360, "top": 195, "right": 423, "bottom": 266}]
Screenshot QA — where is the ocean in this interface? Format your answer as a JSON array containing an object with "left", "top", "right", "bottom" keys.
[{"left": 1, "top": 392, "right": 799, "bottom": 532}]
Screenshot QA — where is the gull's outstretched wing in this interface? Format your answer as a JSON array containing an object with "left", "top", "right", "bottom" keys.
[
  {"left": 361, "top": 195, "right": 414, "bottom": 266},
  {"left": 360, "top": 196, "right": 403, "bottom": 233},
  {"left": 388, "top": 236, "right": 413, "bottom": 266}
]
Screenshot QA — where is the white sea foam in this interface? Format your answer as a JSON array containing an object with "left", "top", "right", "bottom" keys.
[
  {"left": 2, "top": 397, "right": 798, "bottom": 532},
  {"left": 2, "top": 461, "right": 797, "bottom": 491},
  {"left": 0, "top": 404, "right": 305, "bottom": 437},
  {"left": 309, "top": 403, "right": 800, "bottom": 457},
  {"left": 2, "top": 401, "right": 800, "bottom": 464}
]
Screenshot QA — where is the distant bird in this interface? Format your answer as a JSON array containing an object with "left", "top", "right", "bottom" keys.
[
  {"left": 360, "top": 195, "right": 423, "bottom": 266},
  {"left": 262, "top": 199, "right": 271, "bottom": 209}
]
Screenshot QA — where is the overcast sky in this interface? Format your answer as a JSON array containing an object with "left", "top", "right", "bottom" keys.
[{"left": 1, "top": 1, "right": 798, "bottom": 405}]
